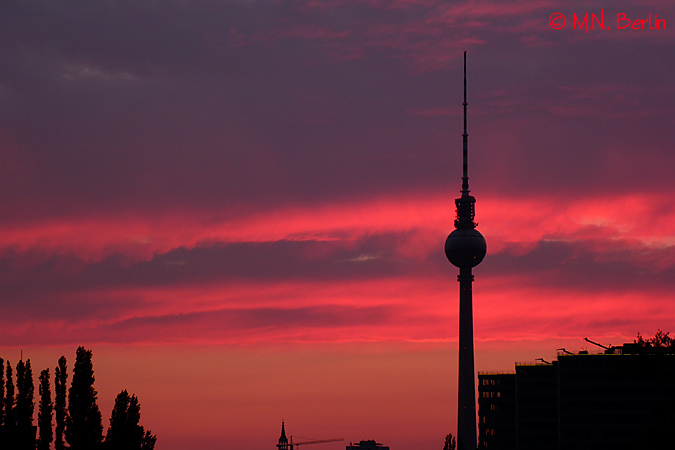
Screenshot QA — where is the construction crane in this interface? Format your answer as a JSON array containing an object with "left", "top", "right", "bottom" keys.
[
  {"left": 290, "top": 437, "right": 344, "bottom": 450},
  {"left": 584, "top": 337, "right": 609, "bottom": 350},
  {"left": 583, "top": 337, "right": 621, "bottom": 354},
  {"left": 277, "top": 421, "right": 343, "bottom": 450}
]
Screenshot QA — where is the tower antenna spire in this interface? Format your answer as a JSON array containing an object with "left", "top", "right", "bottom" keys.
[
  {"left": 454, "top": 51, "right": 477, "bottom": 230},
  {"left": 462, "top": 50, "right": 469, "bottom": 196}
]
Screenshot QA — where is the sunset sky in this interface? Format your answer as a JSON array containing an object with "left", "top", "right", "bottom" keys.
[{"left": 1, "top": 0, "right": 674, "bottom": 449}]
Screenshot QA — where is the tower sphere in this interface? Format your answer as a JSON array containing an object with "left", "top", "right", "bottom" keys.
[{"left": 445, "top": 227, "right": 486, "bottom": 268}]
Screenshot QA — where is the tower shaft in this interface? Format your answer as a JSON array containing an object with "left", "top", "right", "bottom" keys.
[{"left": 457, "top": 267, "right": 477, "bottom": 450}]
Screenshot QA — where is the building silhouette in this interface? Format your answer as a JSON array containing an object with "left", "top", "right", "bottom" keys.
[
  {"left": 444, "top": 52, "right": 487, "bottom": 450},
  {"left": 478, "top": 342, "right": 675, "bottom": 449},
  {"left": 346, "top": 440, "right": 389, "bottom": 450},
  {"left": 512, "top": 363, "right": 557, "bottom": 450},
  {"left": 476, "top": 373, "right": 516, "bottom": 450}
]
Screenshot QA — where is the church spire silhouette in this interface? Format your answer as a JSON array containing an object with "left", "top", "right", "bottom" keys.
[
  {"left": 445, "top": 51, "right": 487, "bottom": 450},
  {"left": 278, "top": 421, "right": 290, "bottom": 450}
]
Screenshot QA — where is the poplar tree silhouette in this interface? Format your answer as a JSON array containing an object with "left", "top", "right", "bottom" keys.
[
  {"left": 37, "top": 369, "right": 53, "bottom": 450},
  {"left": 105, "top": 390, "right": 141, "bottom": 449},
  {"left": 4, "top": 361, "right": 14, "bottom": 429},
  {"left": 443, "top": 433, "right": 456, "bottom": 450},
  {"left": 54, "top": 356, "right": 68, "bottom": 450},
  {"left": 15, "top": 360, "right": 24, "bottom": 425},
  {"left": 104, "top": 390, "right": 156, "bottom": 450},
  {"left": 142, "top": 429, "right": 157, "bottom": 450},
  {"left": 24, "top": 359, "right": 34, "bottom": 425},
  {"left": 15, "top": 359, "right": 34, "bottom": 428},
  {"left": 66, "top": 347, "right": 103, "bottom": 450}
]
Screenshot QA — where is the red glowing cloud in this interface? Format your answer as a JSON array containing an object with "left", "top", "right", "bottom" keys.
[{"left": 1, "top": 191, "right": 673, "bottom": 347}]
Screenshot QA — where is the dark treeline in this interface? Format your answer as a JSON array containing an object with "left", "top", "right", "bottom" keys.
[{"left": 0, "top": 346, "right": 156, "bottom": 450}]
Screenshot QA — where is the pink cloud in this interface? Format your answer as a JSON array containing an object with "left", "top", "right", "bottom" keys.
[{"left": 1, "top": 190, "right": 673, "bottom": 267}]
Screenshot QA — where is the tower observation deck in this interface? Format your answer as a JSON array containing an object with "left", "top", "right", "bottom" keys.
[{"left": 444, "top": 51, "right": 487, "bottom": 450}]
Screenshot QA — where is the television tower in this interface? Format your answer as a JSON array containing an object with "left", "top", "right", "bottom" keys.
[{"left": 444, "top": 52, "right": 486, "bottom": 450}]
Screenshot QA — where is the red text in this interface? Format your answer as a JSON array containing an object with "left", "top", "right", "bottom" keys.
[{"left": 617, "top": 13, "right": 665, "bottom": 30}]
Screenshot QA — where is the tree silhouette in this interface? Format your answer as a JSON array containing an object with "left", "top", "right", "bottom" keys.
[
  {"left": 37, "top": 369, "right": 53, "bottom": 450},
  {"left": 15, "top": 359, "right": 34, "bottom": 428},
  {"left": 24, "top": 359, "right": 34, "bottom": 426},
  {"left": 105, "top": 390, "right": 142, "bottom": 449},
  {"left": 15, "top": 360, "right": 24, "bottom": 425},
  {"left": 54, "top": 356, "right": 68, "bottom": 450},
  {"left": 4, "top": 361, "right": 14, "bottom": 428},
  {"left": 142, "top": 429, "right": 157, "bottom": 450},
  {"left": 443, "top": 433, "right": 456, "bottom": 450},
  {"left": 0, "top": 349, "right": 156, "bottom": 450},
  {"left": 66, "top": 347, "right": 103, "bottom": 450},
  {"left": 105, "top": 390, "right": 156, "bottom": 450},
  {"left": 635, "top": 330, "right": 674, "bottom": 348}
]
